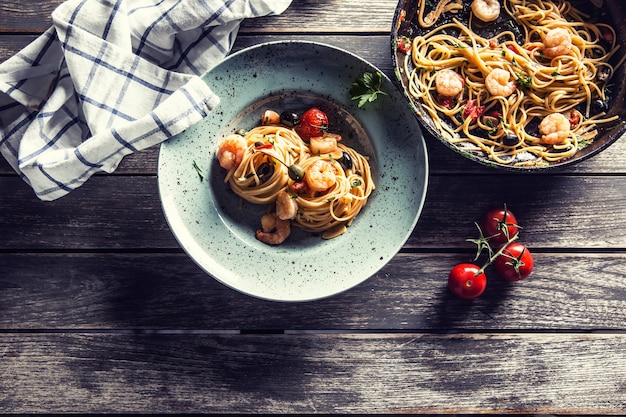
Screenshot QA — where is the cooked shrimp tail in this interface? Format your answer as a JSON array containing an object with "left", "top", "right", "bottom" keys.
[
  {"left": 276, "top": 190, "right": 298, "bottom": 220},
  {"left": 539, "top": 113, "right": 571, "bottom": 144},
  {"left": 305, "top": 159, "right": 337, "bottom": 192},
  {"left": 310, "top": 133, "right": 341, "bottom": 155},
  {"left": 255, "top": 213, "right": 291, "bottom": 245},
  {"left": 543, "top": 28, "right": 572, "bottom": 58},
  {"left": 217, "top": 134, "right": 247, "bottom": 170},
  {"left": 471, "top": 0, "right": 500, "bottom": 22},
  {"left": 435, "top": 69, "right": 465, "bottom": 97},
  {"left": 485, "top": 68, "right": 516, "bottom": 97}
]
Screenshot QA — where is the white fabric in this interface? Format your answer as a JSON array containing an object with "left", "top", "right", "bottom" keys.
[{"left": 0, "top": 0, "right": 291, "bottom": 200}]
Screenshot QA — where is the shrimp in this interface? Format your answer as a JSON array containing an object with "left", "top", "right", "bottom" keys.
[
  {"left": 435, "top": 69, "right": 465, "bottom": 97},
  {"left": 305, "top": 159, "right": 336, "bottom": 192},
  {"left": 485, "top": 68, "right": 516, "bottom": 97},
  {"left": 471, "top": 0, "right": 500, "bottom": 22},
  {"left": 543, "top": 28, "right": 572, "bottom": 58},
  {"left": 310, "top": 133, "right": 341, "bottom": 154},
  {"left": 255, "top": 213, "right": 291, "bottom": 245},
  {"left": 538, "top": 113, "right": 571, "bottom": 145},
  {"left": 276, "top": 189, "right": 298, "bottom": 220},
  {"left": 217, "top": 134, "right": 247, "bottom": 170},
  {"left": 261, "top": 110, "right": 280, "bottom": 125}
]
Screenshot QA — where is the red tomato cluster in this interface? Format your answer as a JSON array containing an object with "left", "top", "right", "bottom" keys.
[{"left": 448, "top": 206, "right": 534, "bottom": 300}]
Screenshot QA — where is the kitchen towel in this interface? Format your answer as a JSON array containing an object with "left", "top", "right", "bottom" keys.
[{"left": 0, "top": 0, "right": 291, "bottom": 200}]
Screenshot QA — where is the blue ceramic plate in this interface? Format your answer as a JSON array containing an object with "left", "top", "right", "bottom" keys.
[{"left": 158, "top": 41, "right": 428, "bottom": 302}]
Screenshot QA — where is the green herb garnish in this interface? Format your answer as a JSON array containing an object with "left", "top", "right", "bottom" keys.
[
  {"left": 350, "top": 71, "right": 388, "bottom": 108},
  {"left": 516, "top": 72, "right": 532, "bottom": 88},
  {"left": 192, "top": 160, "right": 205, "bottom": 181}
]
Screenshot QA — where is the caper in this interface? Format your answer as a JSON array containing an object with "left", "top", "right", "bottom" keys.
[
  {"left": 592, "top": 99, "right": 609, "bottom": 114},
  {"left": 337, "top": 151, "right": 353, "bottom": 171},
  {"left": 503, "top": 133, "right": 519, "bottom": 147},
  {"left": 288, "top": 164, "right": 305, "bottom": 181},
  {"left": 280, "top": 111, "right": 300, "bottom": 127},
  {"left": 257, "top": 162, "right": 274, "bottom": 183}
]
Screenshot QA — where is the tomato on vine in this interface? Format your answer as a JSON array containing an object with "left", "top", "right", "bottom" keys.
[
  {"left": 494, "top": 242, "right": 534, "bottom": 282},
  {"left": 296, "top": 107, "right": 328, "bottom": 140},
  {"left": 480, "top": 206, "right": 519, "bottom": 246},
  {"left": 448, "top": 263, "right": 487, "bottom": 300},
  {"left": 447, "top": 204, "right": 534, "bottom": 299}
]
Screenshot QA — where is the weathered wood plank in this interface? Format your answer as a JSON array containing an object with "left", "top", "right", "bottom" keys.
[
  {"left": 0, "top": 333, "right": 624, "bottom": 413},
  {"left": 0, "top": 0, "right": 397, "bottom": 34},
  {"left": 0, "top": 2, "right": 57, "bottom": 32},
  {"left": 2, "top": 175, "right": 626, "bottom": 250},
  {"left": 1, "top": 252, "right": 625, "bottom": 330}
]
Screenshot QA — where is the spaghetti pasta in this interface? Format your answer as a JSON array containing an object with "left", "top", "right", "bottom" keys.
[
  {"left": 402, "top": 0, "right": 624, "bottom": 166},
  {"left": 216, "top": 108, "right": 375, "bottom": 245}
]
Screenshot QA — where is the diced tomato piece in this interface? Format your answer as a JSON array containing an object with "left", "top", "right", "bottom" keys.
[
  {"left": 436, "top": 94, "right": 455, "bottom": 109},
  {"left": 462, "top": 99, "right": 485, "bottom": 122},
  {"left": 486, "top": 109, "right": 502, "bottom": 119},
  {"left": 569, "top": 110, "right": 580, "bottom": 128},
  {"left": 290, "top": 180, "right": 309, "bottom": 194},
  {"left": 397, "top": 36, "right": 411, "bottom": 54},
  {"left": 507, "top": 44, "right": 521, "bottom": 55}
]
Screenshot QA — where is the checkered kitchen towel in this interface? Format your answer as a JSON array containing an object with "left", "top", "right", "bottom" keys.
[{"left": 0, "top": 0, "right": 291, "bottom": 200}]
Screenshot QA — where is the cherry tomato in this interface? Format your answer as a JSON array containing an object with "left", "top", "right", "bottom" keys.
[
  {"left": 448, "top": 263, "right": 487, "bottom": 300},
  {"left": 480, "top": 207, "right": 519, "bottom": 246},
  {"left": 495, "top": 242, "right": 534, "bottom": 282},
  {"left": 296, "top": 108, "right": 328, "bottom": 140}
]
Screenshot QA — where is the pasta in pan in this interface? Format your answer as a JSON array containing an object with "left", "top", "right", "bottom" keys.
[
  {"left": 401, "top": 0, "right": 625, "bottom": 166},
  {"left": 216, "top": 108, "right": 374, "bottom": 245}
]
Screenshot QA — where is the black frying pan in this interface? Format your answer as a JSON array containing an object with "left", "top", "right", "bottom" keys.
[{"left": 391, "top": 0, "right": 626, "bottom": 170}]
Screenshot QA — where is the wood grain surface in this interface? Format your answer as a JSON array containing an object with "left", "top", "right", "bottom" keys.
[{"left": 1, "top": 0, "right": 625, "bottom": 413}]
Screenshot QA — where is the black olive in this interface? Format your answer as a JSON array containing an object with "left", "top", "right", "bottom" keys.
[
  {"left": 254, "top": 141, "right": 264, "bottom": 148},
  {"left": 592, "top": 99, "right": 609, "bottom": 114},
  {"left": 257, "top": 162, "right": 274, "bottom": 183},
  {"left": 337, "top": 151, "right": 353, "bottom": 171},
  {"left": 503, "top": 133, "right": 519, "bottom": 147},
  {"left": 280, "top": 111, "right": 300, "bottom": 127}
]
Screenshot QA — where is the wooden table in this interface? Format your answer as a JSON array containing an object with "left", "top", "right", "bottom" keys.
[{"left": 1, "top": 0, "right": 626, "bottom": 413}]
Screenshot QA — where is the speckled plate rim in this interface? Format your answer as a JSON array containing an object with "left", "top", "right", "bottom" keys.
[{"left": 157, "top": 40, "right": 429, "bottom": 302}]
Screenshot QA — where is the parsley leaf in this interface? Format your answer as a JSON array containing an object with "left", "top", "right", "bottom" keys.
[{"left": 350, "top": 71, "right": 388, "bottom": 108}]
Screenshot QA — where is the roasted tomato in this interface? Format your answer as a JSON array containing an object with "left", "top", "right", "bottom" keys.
[
  {"left": 448, "top": 263, "right": 487, "bottom": 300},
  {"left": 296, "top": 108, "right": 328, "bottom": 140},
  {"left": 495, "top": 242, "right": 534, "bottom": 282}
]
